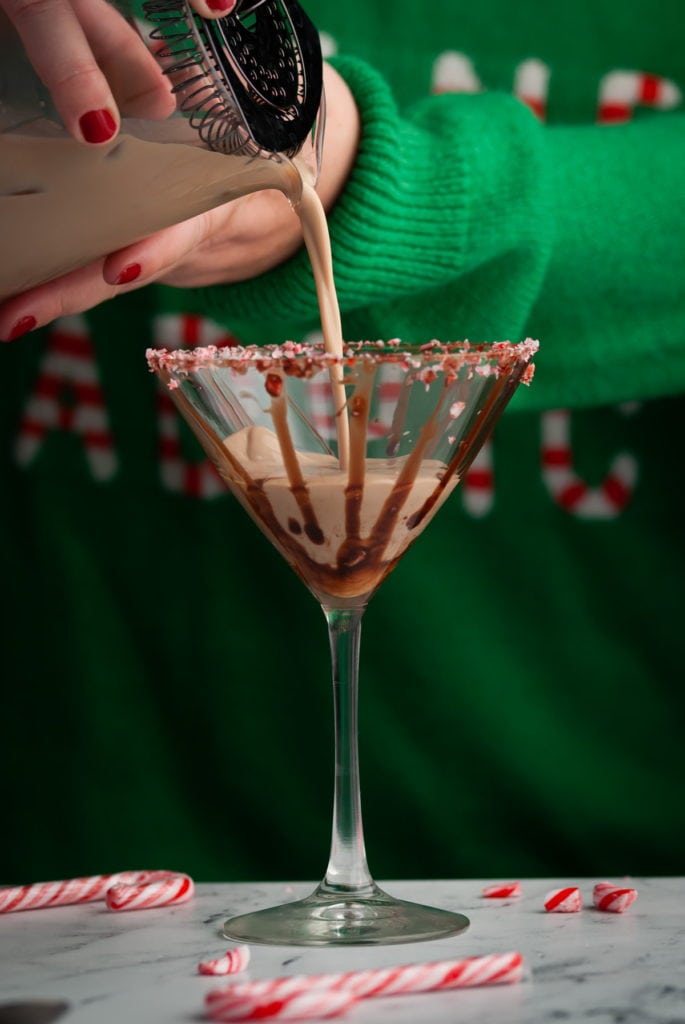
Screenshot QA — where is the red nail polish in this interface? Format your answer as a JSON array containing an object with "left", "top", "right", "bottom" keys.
[
  {"left": 7, "top": 315, "right": 37, "bottom": 341},
  {"left": 79, "top": 109, "right": 117, "bottom": 144},
  {"left": 207, "top": 0, "right": 236, "bottom": 11},
  {"left": 116, "top": 263, "right": 142, "bottom": 286}
]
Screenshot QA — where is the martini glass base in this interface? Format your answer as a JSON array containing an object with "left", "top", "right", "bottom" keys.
[{"left": 223, "top": 883, "right": 469, "bottom": 946}]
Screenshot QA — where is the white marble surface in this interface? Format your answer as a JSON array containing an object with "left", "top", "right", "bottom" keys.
[{"left": 0, "top": 879, "right": 683, "bottom": 1023}]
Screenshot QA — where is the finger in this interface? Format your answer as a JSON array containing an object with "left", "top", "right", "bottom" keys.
[
  {"left": 4, "top": 0, "right": 119, "bottom": 144},
  {"left": 0, "top": 261, "right": 120, "bottom": 341},
  {"left": 73, "top": 0, "right": 175, "bottom": 121},
  {"left": 102, "top": 216, "right": 213, "bottom": 289},
  {"left": 189, "top": 0, "right": 238, "bottom": 19}
]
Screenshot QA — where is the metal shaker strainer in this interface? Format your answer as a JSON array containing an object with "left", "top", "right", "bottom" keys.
[{"left": 143, "top": 0, "right": 324, "bottom": 158}]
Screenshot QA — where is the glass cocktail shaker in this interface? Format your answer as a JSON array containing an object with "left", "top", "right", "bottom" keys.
[{"left": 0, "top": 0, "right": 324, "bottom": 301}]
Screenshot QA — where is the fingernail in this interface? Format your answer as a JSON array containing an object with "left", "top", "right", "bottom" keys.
[
  {"left": 116, "top": 263, "right": 142, "bottom": 285},
  {"left": 79, "top": 108, "right": 117, "bottom": 144},
  {"left": 207, "top": 0, "right": 236, "bottom": 11},
  {"left": 6, "top": 315, "right": 37, "bottom": 341}
]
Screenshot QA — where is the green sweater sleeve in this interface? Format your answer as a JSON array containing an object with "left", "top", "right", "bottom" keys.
[{"left": 184, "top": 55, "right": 685, "bottom": 411}]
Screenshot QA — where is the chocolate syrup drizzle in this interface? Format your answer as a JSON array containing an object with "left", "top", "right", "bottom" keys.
[{"left": 158, "top": 344, "right": 537, "bottom": 608}]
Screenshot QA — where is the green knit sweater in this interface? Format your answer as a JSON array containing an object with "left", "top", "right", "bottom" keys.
[{"left": 1, "top": 0, "right": 683, "bottom": 884}]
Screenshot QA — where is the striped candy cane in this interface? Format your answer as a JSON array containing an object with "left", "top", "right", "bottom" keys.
[
  {"left": 598, "top": 69, "right": 681, "bottom": 123},
  {"left": 0, "top": 871, "right": 162, "bottom": 913},
  {"left": 15, "top": 315, "right": 117, "bottom": 481},
  {"left": 593, "top": 882, "right": 638, "bottom": 913},
  {"left": 541, "top": 408, "right": 637, "bottom": 518},
  {"left": 199, "top": 946, "right": 252, "bottom": 977},
  {"left": 206, "top": 951, "right": 523, "bottom": 1018},
  {"left": 543, "top": 887, "right": 583, "bottom": 913},
  {"left": 153, "top": 313, "right": 238, "bottom": 499},
  {"left": 514, "top": 58, "right": 550, "bottom": 120},
  {"left": 482, "top": 881, "right": 522, "bottom": 899},
  {"left": 105, "top": 872, "right": 194, "bottom": 911},
  {"left": 462, "top": 439, "right": 495, "bottom": 517},
  {"left": 207, "top": 989, "right": 357, "bottom": 1021},
  {"left": 156, "top": 386, "right": 226, "bottom": 498},
  {"left": 0, "top": 870, "right": 193, "bottom": 914}
]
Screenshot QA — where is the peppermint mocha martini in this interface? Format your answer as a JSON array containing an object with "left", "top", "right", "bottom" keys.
[{"left": 148, "top": 337, "right": 537, "bottom": 945}]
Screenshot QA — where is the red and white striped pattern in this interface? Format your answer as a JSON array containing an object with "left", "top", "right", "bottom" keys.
[
  {"left": 593, "top": 882, "right": 638, "bottom": 913},
  {"left": 598, "top": 69, "right": 681, "bottom": 123},
  {"left": 514, "top": 58, "right": 550, "bottom": 120},
  {"left": 207, "top": 951, "right": 523, "bottom": 1019},
  {"left": 0, "top": 870, "right": 193, "bottom": 914},
  {"left": 199, "top": 946, "right": 252, "bottom": 977},
  {"left": 306, "top": 378, "right": 336, "bottom": 442},
  {"left": 0, "top": 871, "right": 160, "bottom": 913},
  {"left": 541, "top": 409, "right": 637, "bottom": 518},
  {"left": 153, "top": 314, "right": 236, "bottom": 498},
  {"left": 105, "top": 872, "right": 194, "bottom": 912},
  {"left": 303, "top": 358, "right": 404, "bottom": 446},
  {"left": 207, "top": 989, "right": 356, "bottom": 1021},
  {"left": 15, "top": 315, "right": 117, "bottom": 480},
  {"left": 462, "top": 439, "right": 495, "bottom": 517},
  {"left": 482, "top": 881, "right": 522, "bottom": 899},
  {"left": 543, "top": 887, "right": 583, "bottom": 913},
  {"left": 154, "top": 313, "right": 234, "bottom": 350},
  {"left": 370, "top": 364, "right": 405, "bottom": 440},
  {"left": 156, "top": 387, "right": 226, "bottom": 498}
]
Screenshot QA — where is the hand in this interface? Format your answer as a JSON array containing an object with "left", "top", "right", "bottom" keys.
[
  {"left": 0, "top": 64, "right": 360, "bottom": 340},
  {"left": 0, "top": 0, "right": 236, "bottom": 145}
]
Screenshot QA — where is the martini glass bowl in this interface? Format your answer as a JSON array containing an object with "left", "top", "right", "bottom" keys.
[{"left": 147, "top": 338, "right": 537, "bottom": 945}]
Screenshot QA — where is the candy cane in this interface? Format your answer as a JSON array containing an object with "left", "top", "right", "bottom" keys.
[
  {"left": 462, "top": 439, "right": 494, "bottom": 517},
  {"left": 514, "top": 59, "right": 550, "bottom": 121},
  {"left": 15, "top": 315, "right": 117, "bottom": 481},
  {"left": 105, "top": 872, "right": 194, "bottom": 912},
  {"left": 0, "top": 870, "right": 159, "bottom": 913},
  {"left": 0, "top": 870, "right": 193, "bottom": 914},
  {"left": 482, "top": 881, "right": 522, "bottom": 898},
  {"left": 598, "top": 69, "right": 681, "bottom": 123},
  {"left": 153, "top": 313, "right": 237, "bottom": 499},
  {"left": 206, "top": 951, "right": 523, "bottom": 1019},
  {"left": 593, "top": 882, "right": 638, "bottom": 913},
  {"left": 541, "top": 408, "right": 637, "bottom": 519},
  {"left": 543, "top": 887, "right": 583, "bottom": 913},
  {"left": 156, "top": 386, "right": 226, "bottom": 498},
  {"left": 207, "top": 989, "right": 356, "bottom": 1021},
  {"left": 199, "top": 946, "right": 252, "bottom": 977}
]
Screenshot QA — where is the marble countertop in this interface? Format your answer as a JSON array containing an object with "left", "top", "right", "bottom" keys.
[{"left": 0, "top": 878, "right": 682, "bottom": 1023}]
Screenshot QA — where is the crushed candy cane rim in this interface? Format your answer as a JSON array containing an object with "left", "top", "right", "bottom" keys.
[{"left": 147, "top": 338, "right": 538, "bottom": 383}]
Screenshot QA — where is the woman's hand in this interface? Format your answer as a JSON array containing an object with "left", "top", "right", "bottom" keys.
[
  {"left": 0, "top": 0, "right": 236, "bottom": 144},
  {"left": 0, "top": 63, "right": 360, "bottom": 340}
]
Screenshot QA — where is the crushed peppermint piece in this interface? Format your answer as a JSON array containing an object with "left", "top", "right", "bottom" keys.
[{"left": 482, "top": 882, "right": 522, "bottom": 899}]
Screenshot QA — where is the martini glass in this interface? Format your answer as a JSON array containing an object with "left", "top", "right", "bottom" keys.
[{"left": 147, "top": 338, "right": 537, "bottom": 945}]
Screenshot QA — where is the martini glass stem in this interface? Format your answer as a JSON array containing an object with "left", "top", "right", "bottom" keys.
[{"left": 318, "top": 606, "right": 374, "bottom": 895}]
